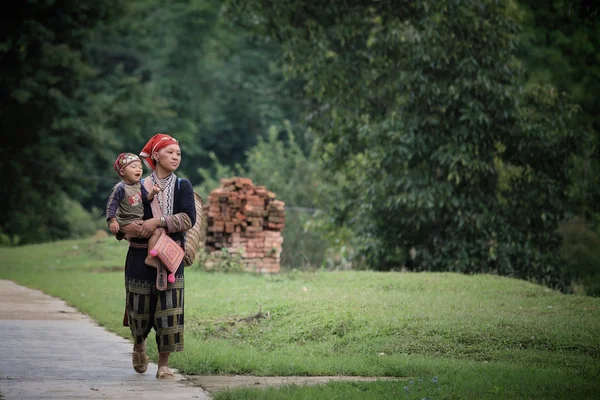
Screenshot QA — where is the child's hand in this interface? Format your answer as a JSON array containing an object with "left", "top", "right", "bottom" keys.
[
  {"left": 108, "top": 219, "right": 120, "bottom": 234},
  {"left": 152, "top": 185, "right": 162, "bottom": 195}
]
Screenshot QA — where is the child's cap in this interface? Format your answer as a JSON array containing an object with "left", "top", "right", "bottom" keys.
[{"left": 114, "top": 152, "right": 142, "bottom": 175}]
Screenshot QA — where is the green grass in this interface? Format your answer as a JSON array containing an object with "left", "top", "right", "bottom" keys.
[{"left": 1, "top": 236, "right": 599, "bottom": 399}]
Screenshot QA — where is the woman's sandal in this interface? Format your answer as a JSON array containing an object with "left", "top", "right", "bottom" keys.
[
  {"left": 132, "top": 347, "right": 149, "bottom": 374},
  {"left": 156, "top": 366, "right": 175, "bottom": 380}
]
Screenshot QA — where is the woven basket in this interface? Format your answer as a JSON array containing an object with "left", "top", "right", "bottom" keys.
[{"left": 184, "top": 192, "right": 206, "bottom": 266}]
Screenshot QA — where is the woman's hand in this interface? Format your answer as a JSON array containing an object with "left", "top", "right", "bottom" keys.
[{"left": 139, "top": 218, "right": 160, "bottom": 238}]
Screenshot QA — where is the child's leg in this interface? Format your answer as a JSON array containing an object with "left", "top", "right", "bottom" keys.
[
  {"left": 144, "top": 228, "right": 163, "bottom": 268},
  {"left": 148, "top": 228, "right": 162, "bottom": 253}
]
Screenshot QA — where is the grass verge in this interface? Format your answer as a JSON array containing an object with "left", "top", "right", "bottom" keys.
[{"left": 0, "top": 237, "right": 599, "bottom": 399}]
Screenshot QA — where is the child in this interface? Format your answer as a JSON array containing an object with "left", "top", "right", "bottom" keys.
[{"left": 106, "top": 152, "right": 163, "bottom": 268}]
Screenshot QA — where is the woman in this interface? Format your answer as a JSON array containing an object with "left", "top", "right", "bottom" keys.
[{"left": 124, "top": 133, "right": 196, "bottom": 379}]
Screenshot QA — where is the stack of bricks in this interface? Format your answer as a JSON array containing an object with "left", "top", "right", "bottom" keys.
[{"left": 204, "top": 177, "right": 285, "bottom": 273}]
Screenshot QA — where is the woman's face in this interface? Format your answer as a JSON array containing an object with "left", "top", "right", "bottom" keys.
[{"left": 154, "top": 143, "right": 181, "bottom": 173}]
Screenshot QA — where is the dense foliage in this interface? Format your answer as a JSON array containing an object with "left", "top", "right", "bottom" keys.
[
  {"left": 518, "top": 0, "right": 600, "bottom": 224},
  {"left": 0, "top": 1, "right": 124, "bottom": 243},
  {"left": 2, "top": 1, "right": 598, "bottom": 292},
  {"left": 1, "top": 0, "right": 303, "bottom": 243},
  {"left": 227, "top": 0, "right": 579, "bottom": 287}
]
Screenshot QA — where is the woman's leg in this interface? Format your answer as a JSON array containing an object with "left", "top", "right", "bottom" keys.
[
  {"left": 156, "top": 352, "right": 173, "bottom": 379},
  {"left": 158, "top": 352, "right": 170, "bottom": 369},
  {"left": 124, "top": 247, "right": 155, "bottom": 374},
  {"left": 132, "top": 341, "right": 149, "bottom": 374},
  {"left": 125, "top": 247, "right": 184, "bottom": 379},
  {"left": 153, "top": 264, "right": 184, "bottom": 379}
]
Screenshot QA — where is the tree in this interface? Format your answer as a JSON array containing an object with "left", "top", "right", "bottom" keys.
[
  {"left": 517, "top": 0, "right": 600, "bottom": 224},
  {"left": 116, "top": 0, "right": 307, "bottom": 182},
  {"left": 0, "top": 0, "right": 307, "bottom": 243},
  {"left": 0, "top": 0, "right": 125, "bottom": 243},
  {"left": 228, "top": 0, "right": 578, "bottom": 286}
]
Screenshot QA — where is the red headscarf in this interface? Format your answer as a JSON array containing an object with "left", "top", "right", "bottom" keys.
[{"left": 139, "top": 133, "right": 179, "bottom": 170}]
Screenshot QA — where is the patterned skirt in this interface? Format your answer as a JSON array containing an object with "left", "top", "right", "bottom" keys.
[{"left": 124, "top": 245, "right": 185, "bottom": 353}]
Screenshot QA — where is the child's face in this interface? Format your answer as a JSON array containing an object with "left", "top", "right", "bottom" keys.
[{"left": 120, "top": 161, "right": 143, "bottom": 184}]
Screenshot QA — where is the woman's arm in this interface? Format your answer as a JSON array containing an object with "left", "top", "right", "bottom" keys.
[
  {"left": 138, "top": 217, "right": 161, "bottom": 238},
  {"left": 164, "top": 178, "right": 196, "bottom": 233}
]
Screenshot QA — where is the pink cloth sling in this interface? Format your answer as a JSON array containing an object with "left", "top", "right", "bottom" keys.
[{"left": 143, "top": 178, "right": 184, "bottom": 291}]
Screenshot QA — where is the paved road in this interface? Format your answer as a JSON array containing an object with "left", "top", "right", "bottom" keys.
[
  {"left": 0, "top": 279, "right": 402, "bottom": 399},
  {"left": 0, "top": 280, "right": 211, "bottom": 400}
]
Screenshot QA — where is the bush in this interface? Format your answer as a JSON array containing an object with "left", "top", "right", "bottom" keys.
[
  {"left": 194, "top": 152, "right": 242, "bottom": 201},
  {"left": 559, "top": 217, "right": 600, "bottom": 296},
  {"left": 193, "top": 123, "right": 351, "bottom": 269},
  {"left": 198, "top": 248, "right": 244, "bottom": 273},
  {"left": 279, "top": 210, "right": 328, "bottom": 269},
  {"left": 0, "top": 229, "right": 20, "bottom": 246},
  {"left": 63, "top": 197, "right": 107, "bottom": 239}
]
